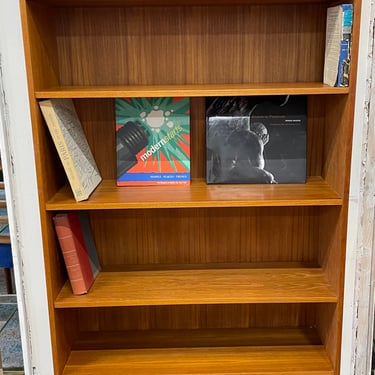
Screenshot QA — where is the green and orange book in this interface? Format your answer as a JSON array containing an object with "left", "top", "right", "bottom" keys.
[{"left": 115, "top": 97, "right": 190, "bottom": 186}]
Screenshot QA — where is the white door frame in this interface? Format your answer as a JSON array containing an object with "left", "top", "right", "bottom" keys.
[
  {"left": 0, "top": 1, "right": 53, "bottom": 374},
  {"left": 341, "top": 0, "right": 375, "bottom": 374}
]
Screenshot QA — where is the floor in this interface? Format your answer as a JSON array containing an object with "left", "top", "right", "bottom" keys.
[{"left": 0, "top": 269, "right": 23, "bottom": 374}]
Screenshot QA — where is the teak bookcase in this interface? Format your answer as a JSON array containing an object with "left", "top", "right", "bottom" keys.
[{"left": 19, "top": 0, "right": 360, "bottom": 373}]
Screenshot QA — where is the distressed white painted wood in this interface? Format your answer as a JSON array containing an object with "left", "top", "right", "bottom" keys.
[{"left": 0, "top": 1, "right": 53, "bottom": 374}]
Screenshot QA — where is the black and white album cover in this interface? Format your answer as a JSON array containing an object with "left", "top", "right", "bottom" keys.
[{"left": 206, "top": 95, "right": 307, "bottom": 184}]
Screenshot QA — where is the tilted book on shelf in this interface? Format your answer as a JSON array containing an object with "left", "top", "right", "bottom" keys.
[
  {"left": 53, "top": 211, "right": 101, "bottom": 295},
  {"left": 206, "top": 96, "right": 307, "bottom": 184},
  {"left": 39, "top": 98, "right": 102, "bottom": 202},
  {"left": 115, "top": 97, "right": 190, "bottom": 186},
  {"left": 323, "top": 4, "right": 353, "bottom": 87}
]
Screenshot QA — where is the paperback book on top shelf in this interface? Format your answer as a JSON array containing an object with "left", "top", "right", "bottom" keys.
[
  {"left": 115, "top": 97, "right": 190, "bottom": 186},
  {"left": 53, "top": 211, "right": 101, "bottom": 295},
  {"left": 39, "top": 99, "right": 102, "bottom": 202},
  {"left": 323, "top": 4, "right": 353, "bottom": 87},
  {"left": 206, "top": 96, "right": 307, "bottom": 184}
]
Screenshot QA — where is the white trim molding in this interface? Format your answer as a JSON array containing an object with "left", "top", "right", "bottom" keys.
[
  {"left": 0, "top": 1, "right": 53, "bottom": 374},
  {"left": 342, "top": 0, "right": 375, "bottom": 373}
]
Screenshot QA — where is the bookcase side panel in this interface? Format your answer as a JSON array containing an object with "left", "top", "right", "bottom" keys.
[
  {"left": 21, "top": 1, "right": 60, "bottom": 91},
  {"left": 20, "top": 2, "right": 83, "bottom": 372},
  {"left": 54, "top": 309, "right": 80, "bottom": 374},
  {"left": 322, "top": 0, "right": 360, "bottom": 197},
  {"left": 317, "top": 205, "right": 348, "bottom": 371},
  {"left": 316, "top": 303, "right": 340, "bottom": 373},
  {"left": 316, "top": 2, "right": 361, "bottom": 368},
  {"left": 323, "top": 95, "right": 353, "bottom": 197},
  {"left": 20, "top": 0, "right": 67, "bottom": 200}
]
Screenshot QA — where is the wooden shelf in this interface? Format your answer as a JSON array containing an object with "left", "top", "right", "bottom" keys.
[
  {"left": 62, "top": 345, "right": 333, "bottom": 374},
  {"left": 33, "top": 0, "right": 336, "bottom": 7},
  {"left": 46, "top": 177, "right": 342, "bottom": 210},
  {"left": 55, "top": 268, "right": 337, "bottom": 308},
  {"left": 35, "top": 83, "right": 349, "bottom": 99}
]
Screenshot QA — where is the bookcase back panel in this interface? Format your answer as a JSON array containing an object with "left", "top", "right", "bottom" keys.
[
  {"left": 77, "top": 304, "right": 317, "bottom": 331},
  {"left": 51, "top": 4, "right": 326, "bottom": 86},
  {"left": 89, "top": 207, "right": 321, "bottom": 267},
  {"left": 73, "top": 99, "right": 117, "bottom": 179}
]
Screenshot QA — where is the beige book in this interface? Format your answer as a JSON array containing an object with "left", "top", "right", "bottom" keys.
[
  {"left": 39, "top": 99, "right": 102, "bottom": 202},
  {"left": 323, "top": 4, "right": 353, "bottom": 87}
]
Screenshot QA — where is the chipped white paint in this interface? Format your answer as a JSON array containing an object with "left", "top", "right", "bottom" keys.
[
  {"left": 0, "top": 52, "right": 32, "bottom": 374},
  {"left": 342, "top": 0, "right": 375, "bottom": 374},
  {"left": 0, "top": 1, "right": 53, "bottom": 374}
]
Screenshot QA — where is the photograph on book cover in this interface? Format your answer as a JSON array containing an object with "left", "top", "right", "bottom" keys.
[
  {"left": 115, "top": 97, "right": 190, "bottom": 186},
  {"left": 206, "top": 96, "right": 307, "bottom": 184}
]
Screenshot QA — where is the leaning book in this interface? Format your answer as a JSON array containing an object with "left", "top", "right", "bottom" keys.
[
  {"left": 39, "top": 98, "right": 102, "bottom": 201},
  {"left": 323, "top": 4, "right": 353, "bottom": 87},
  {"left": 115, "top": 97, "right": 190, "bottom": 186},
  {"left": 53, "top": 211, "right": 101, "bottom": 295}
]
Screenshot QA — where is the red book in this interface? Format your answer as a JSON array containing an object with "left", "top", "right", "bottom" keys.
[{"left": 53, "top": 211, "right": 101, "bottom": 295}]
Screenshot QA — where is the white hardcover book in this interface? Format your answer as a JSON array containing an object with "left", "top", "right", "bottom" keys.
[{"left": 39, "top": 99, "right": 102, "bottom": 201}]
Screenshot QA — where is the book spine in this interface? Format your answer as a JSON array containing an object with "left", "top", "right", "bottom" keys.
[
  {"left": 39, "top": 100, "right": 87, "bottom": 201},
  {"left": 53, "top": 213, "right": 94, "bottom": 295},
  {"left": 336, "top": 39, "right": 350, "bottom": 87},
  {"left": 323, "top": 4, "right": 353, "bottom": 87},
  {"left": 336, "top": 4, "right": 353, "bottom": 87}
]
